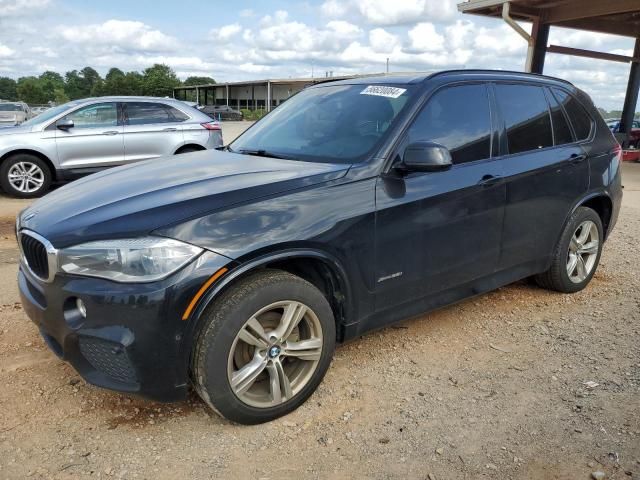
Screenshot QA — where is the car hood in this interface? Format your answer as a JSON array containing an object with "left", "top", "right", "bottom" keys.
[
  {"left": 20, "top": 150, "right": 350, "bottom": 248},
  {"left": 0, "top": 123, "right": 30, "bottom": 133}
]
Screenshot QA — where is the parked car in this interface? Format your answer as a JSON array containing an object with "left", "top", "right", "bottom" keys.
[
  {"left": 17, "top": 71, "right": 621, "bottom": 424},
  {"left": 31, "top": 106, "right": 51, "bottom": 116},
  {"left": 0, "top": 96, "right": 222, "bottom": 197},
  {"left": 607, "top": 119, "right": 640, "bottom": 148},
  {"left": 180, "top": 100, "right": 204, "bottom": 111},
  {"left": 0, "top": 101, "right": 32, "bottom": 126},
  {"left": 201, "top": 104, "right": 243, "bottom": 121}
]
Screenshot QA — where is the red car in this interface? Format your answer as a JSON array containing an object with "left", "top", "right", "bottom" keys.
[{"left": 608, "top": 119, "right": 640, "bottom": 148}]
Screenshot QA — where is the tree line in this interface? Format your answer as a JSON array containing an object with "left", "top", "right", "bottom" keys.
[{"left": 0, "top": 64, "right": 215, "bottom": 105}]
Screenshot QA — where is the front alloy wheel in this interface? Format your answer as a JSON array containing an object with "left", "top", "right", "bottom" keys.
[
  {"left": 228, "top": 300, "right": 324, "bottom": 408},
  {"left": 0, "top": 153, "right": 52, "bottom": 198},
  {"left": 8, "top": 161, "right": 45, "bottom": 194},
  {"left": 192, "top": 270, "right": 335, "bottom": 424}
]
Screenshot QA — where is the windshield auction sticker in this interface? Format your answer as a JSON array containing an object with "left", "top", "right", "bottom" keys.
[{"left": 360, "top": 85, "right": 407, "bottom": 98}]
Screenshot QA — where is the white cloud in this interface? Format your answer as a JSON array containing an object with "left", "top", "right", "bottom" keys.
[
  {"left": 0, "top": 43, "right": 15, "bottom": 57},
  {"left": 247, "top": 18, "right": 362, "bottom": 55},
  {"left": 326, "top": 20, "right": 362, "bottom": 38},
  {"left": 445, "top": 20, "right": 475, "bottom": 49},
  {"left": 239, "top": 9, "right": 254, "bottom": 18},
  {"left": 356, "top": 0, "right": 426, "bottom": 25},
  {"left": 321, "top": 0, "right": 457, "bottom": 25},
  {"left": 474, "top": 24, "right": 526, "bottom": 54},
  {"left": 321, "top": 0, "right": 349, "bottom": 17},
  {"left": 210, "top": 23, "right": 242, "bottom": 42},
  {"left": 56, "top": 20, "right": 178, "bottom": 52},
  {"left": 260, "top": 10, "right": 289, "bottom": 27},
  {"left": 0, "top": 0, "right": 50, "bottom": 16},
  {"left": 407, "top": 23, "right": 445, "bottom": 52},
  {"left": 369, "top": 28, "right": 399, "bottom": 54}
]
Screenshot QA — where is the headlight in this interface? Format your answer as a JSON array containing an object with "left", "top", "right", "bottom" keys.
[{"left": 58, "top": 237, "right": 203, "bottom": 283}]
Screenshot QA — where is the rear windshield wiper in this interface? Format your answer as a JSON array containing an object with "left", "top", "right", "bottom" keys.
[{"left": 237, "top": 148, "right": 290, "bottom": 159}]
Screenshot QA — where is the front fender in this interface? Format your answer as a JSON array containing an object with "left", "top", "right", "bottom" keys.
[{"left": 176, "top": 247, "right": 354, "bottom": 375}]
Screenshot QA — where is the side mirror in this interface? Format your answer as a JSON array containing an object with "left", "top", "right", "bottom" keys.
[
  {"left": 401, "top": 141, "right": 453, "bottom": 172},
  {"left": 56, "top": 118, "right": 74, "bottom": 130}
]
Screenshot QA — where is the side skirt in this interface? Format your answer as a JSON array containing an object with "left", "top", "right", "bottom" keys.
[{"left": 342, "top": 261, "right": 540, "bottom": 341}]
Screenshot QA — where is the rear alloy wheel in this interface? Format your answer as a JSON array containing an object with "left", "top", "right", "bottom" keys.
[
  {"left": 192, "top": 270, "right": 335, "bottom": 424},
  {"left": 566, "top": 220, "right": 600, "bottom": 284},
  {"left": 0, "top": 154, "right": 51, "bottom": 198},
  {"left": 535, "top": 206, "right": 603, "bottom": 293}
]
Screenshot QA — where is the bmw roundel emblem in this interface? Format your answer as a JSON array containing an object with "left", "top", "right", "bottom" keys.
[{"left": 268, "top": 345, "right": 281, "bottom": 358}]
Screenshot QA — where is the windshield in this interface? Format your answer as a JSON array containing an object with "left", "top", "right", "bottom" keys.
[
  {"left": 21, "top": 100, "right": 83, "bottom": 126},
  {"left": 231, "top": 83, "right": 413, "bottom": 163},
  {"left": 0, "top": 104, "right": 22, "bottom": 112}
]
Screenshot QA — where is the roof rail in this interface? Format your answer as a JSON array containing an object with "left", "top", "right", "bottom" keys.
[{"left": 427, "top": 69, "right": 575, "bottom": 87}]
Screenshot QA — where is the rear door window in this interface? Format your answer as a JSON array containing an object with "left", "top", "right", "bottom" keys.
[
  {"left": 407, "top": 83, "right": 492, "bottom": 164},
  {"left": 552, "top": 88, "right": 593, "bottom": 141},
  {"left": 495, "top": 84, "right": 553, "bottom": 154}
]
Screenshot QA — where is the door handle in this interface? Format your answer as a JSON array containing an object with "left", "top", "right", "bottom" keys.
[
  {"left": 569, "top": 153, "right": 587, "bottom": 164},
  {"left": 478, "top": 174, "right": 502, "bottom": 187},
  {"left": 103, "top": 131, "right": 119, "bottom": 136},
  {"left": 163, "top": 127, "right": 178, "bottom": 132}
]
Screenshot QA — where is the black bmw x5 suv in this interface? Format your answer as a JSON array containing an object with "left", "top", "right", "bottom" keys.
[{"left": 17, "top": 70, "right": 622, "bottom": 424}]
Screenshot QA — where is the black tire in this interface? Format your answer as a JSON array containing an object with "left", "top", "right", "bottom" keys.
[
  {"left": 192, "top": 269, "right": 336, "bottom": 424},
  {"left": 535, "top": 206, "right": 603, "bottom": 293},
  {"left": 0, "top": 153, "right": 52, "bottom": 198}
]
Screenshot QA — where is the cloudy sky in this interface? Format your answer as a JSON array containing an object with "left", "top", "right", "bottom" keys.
[{"left": 0, "top": 0, "right": 636, "bottom": 110}]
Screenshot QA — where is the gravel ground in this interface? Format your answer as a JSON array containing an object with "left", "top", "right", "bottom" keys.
[{"left": 0, "top": 158, "right": 638, "bottom": 479}]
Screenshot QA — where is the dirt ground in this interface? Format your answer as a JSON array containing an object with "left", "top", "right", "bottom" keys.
[{"left": 0, "top": 151, "right": 638, "bottom": 479}]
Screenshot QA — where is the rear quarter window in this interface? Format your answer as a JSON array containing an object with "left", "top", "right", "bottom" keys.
[
  {"left": 546, "top": 88, "right": 574, "bottom": 145},
  {"left": 552, "top": 88, "right": 593, "bottom": 141},
  {"left": 126, "top": 102, "right": 189, "bottom": 125}
]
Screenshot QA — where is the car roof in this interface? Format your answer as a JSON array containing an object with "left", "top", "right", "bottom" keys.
[
  {"left": 77, "top": 96, "right": 186, "bottom": 103},
  {"left": 317, "top": 69, "right": 575, "bottom": 89}
]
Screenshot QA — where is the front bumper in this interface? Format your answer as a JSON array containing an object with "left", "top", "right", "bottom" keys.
[{"left": 18, "top": 251, "right": 231, "bottom": 402}]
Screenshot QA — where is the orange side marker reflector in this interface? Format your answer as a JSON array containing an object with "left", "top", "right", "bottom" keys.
[{"left": 182, "top": 267, "right": 228, "bottom": 320}]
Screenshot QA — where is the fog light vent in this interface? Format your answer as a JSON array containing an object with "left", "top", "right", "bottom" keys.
[{"left": 78, "top": 336, "right": 137, "bottom": 384}]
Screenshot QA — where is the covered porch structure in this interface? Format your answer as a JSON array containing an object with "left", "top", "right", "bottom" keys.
[
  {"left": 458, "top": 0, "right": 640, "bottom": 150},
  {"left": 173, "top": 75, "right": 368, "bottom": 113}
]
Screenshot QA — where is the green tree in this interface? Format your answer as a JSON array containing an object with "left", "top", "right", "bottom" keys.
[
  {"left": 39, "top": 71, "right": 64, "bottom": 102},
  {"left": 80, "top": 67, "right": 101, "bottom": 93},
  {"left": 16, "top": 77, "right": 48, "bottom": 104},
  {"left": 122, "top": 71, "right": 144, "bottom": 95},
  {"left": 95, "top": 68, "right": 132, "bottom": 96},
  {"left": 142, "top": 64, "right": 180, "bottom": 97},
  {"left": 64, "top": 67, "right": 103, "bottom": 99},
  {"left": 64, "top": 70, "right": 85, "bottom": 99},
  {"left": 0, "top": 77, "right": 18, "bottom": 101},
  {"left": 183, "top": 76, "right": 216, "bottom": 86},
  {"left": 54, "top": 87, "right": 70, "bottom": 104}
]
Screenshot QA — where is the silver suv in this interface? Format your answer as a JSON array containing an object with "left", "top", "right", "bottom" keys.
[
  {"left": 0, "top": 101, "right": 32, "bottom": 127},
  {"left": 0, "top": 96, "right": 223, "bottom": 197}
]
